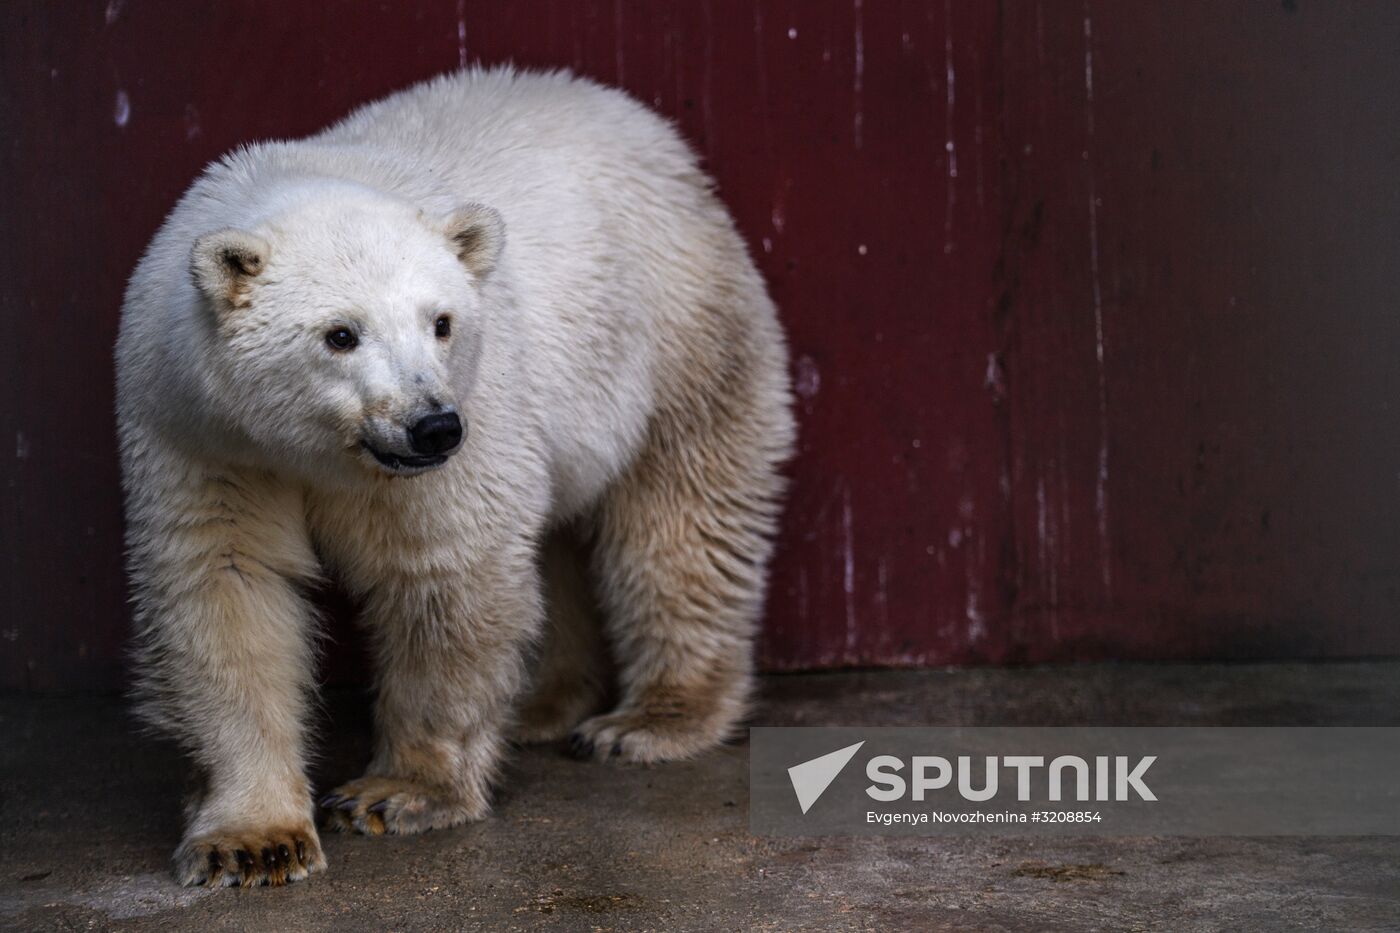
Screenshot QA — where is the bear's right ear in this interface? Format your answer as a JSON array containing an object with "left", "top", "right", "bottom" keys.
[{"left": 190, "top": 229, "right": 270, "bottom": 309}]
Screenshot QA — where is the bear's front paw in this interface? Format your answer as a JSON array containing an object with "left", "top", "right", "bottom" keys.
[
  {"left": 318, "top": 776, "right": 482, "bottom": 836},
  {"left": 174, "top": 822, "right": 325, "bottom": 887}
]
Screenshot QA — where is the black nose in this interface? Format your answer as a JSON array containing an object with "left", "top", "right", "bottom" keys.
[{"left": 408, "top": 411, "right": 463, "bottom": 456}]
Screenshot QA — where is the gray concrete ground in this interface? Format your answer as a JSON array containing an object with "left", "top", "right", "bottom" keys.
[{"left": 3, "top": 663, "right": 1399, "bottom": 932}]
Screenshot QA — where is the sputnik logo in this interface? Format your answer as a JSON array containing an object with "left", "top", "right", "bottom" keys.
[{"left": 787, "top": 741, "right": 865, "bottom": 814}]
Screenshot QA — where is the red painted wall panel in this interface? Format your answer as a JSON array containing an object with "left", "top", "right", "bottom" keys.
[{"left": 3, "top": 2, "right": 1399, "bottom": 689}]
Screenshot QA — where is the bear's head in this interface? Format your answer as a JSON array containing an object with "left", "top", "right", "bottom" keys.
[{"left": 188, "top": 188, "right": 503, "bottom": 483}]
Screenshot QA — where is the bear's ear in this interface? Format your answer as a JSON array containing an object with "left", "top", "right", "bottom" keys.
[
  {"left": 190, "top": 229, "right": 270, "bottom": 309},
  {"left": 438, "top": 204, "right": 504, "bottom": 279}
]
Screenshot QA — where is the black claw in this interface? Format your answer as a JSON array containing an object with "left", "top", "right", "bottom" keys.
[
  {"left": 278, "top": 844, "right": 292, "bottom": 864},
  {"left": 334, "top": 797, "right": 359, "bottom": 812},
  {"left": 295, "top": 840, "right": 306, "bottom": 863},
  {"left": 609, "top": 741, "right": 623, "bottom": 759},
  {"left": 367, "top": 799, "right": 389, "bottom": 815},
  {"left": 318, "top": 794, "right": 343, "bottom": 809},
  {"left": 234, "top": 849, "right": 253, "bottom": 869},
  {"left": 567, "top": 733, "right": 594, "bottom": 759},
  {"left": 261, "top": 846, "right": 275, "bottom": 868},
  {"left": 207, "top": 851, "right": 222, "bottom": 871}
]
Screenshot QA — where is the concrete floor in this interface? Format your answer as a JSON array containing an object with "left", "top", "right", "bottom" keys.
[{"left": 3, "top": 663, "right": 1399, "bottom": 932}]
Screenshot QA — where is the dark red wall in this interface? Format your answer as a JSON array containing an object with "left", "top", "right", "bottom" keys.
[{"left": 4, "top": 2, "right": 1400, "bottom": 690}]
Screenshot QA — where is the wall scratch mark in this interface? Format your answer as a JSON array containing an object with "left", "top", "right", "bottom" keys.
[
  {"left": 701, "top": 0, "right": 715, "bottom": 152},
  {"left": 456, "top": 0, "right": 467, "bottom": 69},
  {"left": 853, "top": 0, "right": 864, "bottom": 149},
  {"left": 966, "top": 533, "right": 987, "bottom": 643},
  {"left": 943, "top": 0, "right": 957, "bottom": 254},
  {"left": 113, "top": 89, "right": 130, "bottom": 128},
  {"left": 613, "top": 0, "right": 625, "bottom": 84},
  {"left": 876, "top": 556, "right": 890, "bottom": 630},
  {"left": 1037, "top": 475, "right": 1059, "bottom": 638},
  {"left": 753, "top": 5, "right": 773, "bottom": 154},
  {"left": 1083, "top": 1, "right": 1113, "bottom": 597},
  {"left": 843, "top": 485, "right": 857, "bottom": 655}
]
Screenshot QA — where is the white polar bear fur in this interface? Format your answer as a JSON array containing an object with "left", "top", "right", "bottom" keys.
[{"left": 116, "top": 67, "right": 794, "bottom": 887}]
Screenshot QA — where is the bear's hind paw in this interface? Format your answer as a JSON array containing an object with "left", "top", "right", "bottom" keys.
[
  {"left": 318, "top": 775, "right": 482, "bottom": 836},
  {"left": 511, "top": 686, "right": 602, "bottom": 745},
  {"left": 568, "top": 703, "right": 734, "bottom": 765}
]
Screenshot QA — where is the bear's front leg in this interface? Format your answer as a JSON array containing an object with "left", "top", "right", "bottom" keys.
[
  {"left": 320, "top": 552, "right": 540, "bottom": 835},
  {"left": 125, "top": 455, "right": 326, "bottom": 887}
]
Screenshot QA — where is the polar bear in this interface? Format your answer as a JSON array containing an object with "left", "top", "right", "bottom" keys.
[{"left": 116, "top": 67, "right": 794, "bottom": 887}]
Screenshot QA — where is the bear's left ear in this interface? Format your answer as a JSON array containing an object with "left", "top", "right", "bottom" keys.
[
  {"left": 438, "top": 204, "right": 505, "bottom": 279},
  {"left": 190, "top": 229, "right": 270, "bottom": 310}
]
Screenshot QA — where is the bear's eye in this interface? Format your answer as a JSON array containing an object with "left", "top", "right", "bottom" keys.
[
  {"left": 434, "top": 315, "right": 452, "bottom": 340},
  {"left": 325, "top": 327, "right": 358, "bottom": 351}
]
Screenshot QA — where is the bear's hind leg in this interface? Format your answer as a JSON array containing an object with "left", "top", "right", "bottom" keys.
[
  {"left": 572, "top": 317, "right": 793, "bottom": 763},
  {"left": 512, "top": 527, "right": 609, "bottom": 743}
]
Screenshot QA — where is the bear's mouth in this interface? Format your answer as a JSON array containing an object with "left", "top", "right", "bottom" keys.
[{"left": 360, "top": 442, "right": 449, "bottom": 474}]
